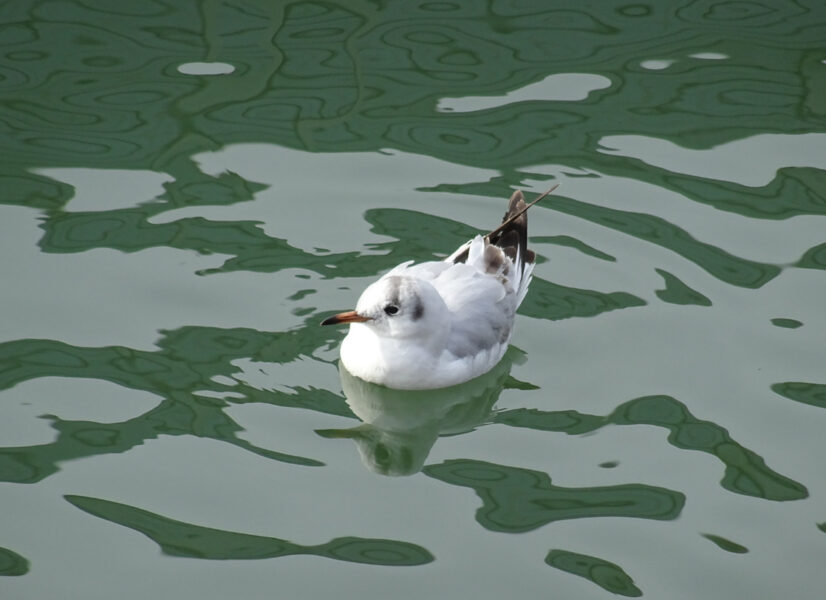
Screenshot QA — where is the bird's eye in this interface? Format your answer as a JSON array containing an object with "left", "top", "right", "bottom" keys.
[{"left": 384, "top": 305, "right": 399, "bottom": 316}]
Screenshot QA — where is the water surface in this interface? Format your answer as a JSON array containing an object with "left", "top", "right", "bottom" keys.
[{"left": 2, "top": 1, "right": 826, "bottom": 598}]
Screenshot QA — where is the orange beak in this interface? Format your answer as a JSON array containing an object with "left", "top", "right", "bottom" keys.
[{"left": 320, "top": 310, "right": 372, "bottom": 326}]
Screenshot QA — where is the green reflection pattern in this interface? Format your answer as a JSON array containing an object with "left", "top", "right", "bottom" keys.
[
  {"left": 796, "top": 242, "right": 826, "bottom": 270},
  {"left": 423, "top": 459, "right": 684, "bottom": 533},
  {"left": 550, "top": 198, "right": 780, "bottom": 289},
  {"left": 531, "top": 235, "right": 617, "bottom": 263},
  {"left": 0, "top": 546, "right": 29, "bottom": 577},
  {"left": 771, "top": 382, "right": 826, "bottom": 409},
  {"left": 545, "top": 549, "right": 642, "bottom": 597},
  {"left": 770, "top": 318, "right": 803, "bottom": 329},
  {"left": 518, "top": 277, "right": 646, "bottom": 321},
  {"left": 0, "top": 2, "right": 824, "bottom": 594},
  {"left": 0, "top": 320, "right": 362, "bottom": 483},
  {"left": 2, "top": 0, "right": 824, "bottom": 294},
  {"left": 701, "top": 533, "right": 749, "bottom": 554},
  {"left": 65, "top": 495, "right": 433, "bottom": 566},
  {"left": 37, "top": 202, "right": 645, "bottom": 318},
  {"left": 495, "top": 395, "right": 807, "bottom": 501},
  {"left": 655, "top": 268, "right": 712, "bottom": 306}
]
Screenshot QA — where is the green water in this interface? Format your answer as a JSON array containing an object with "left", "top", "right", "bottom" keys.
[{"left": 2, "top": 1, "right": 825, "bottom": 598}]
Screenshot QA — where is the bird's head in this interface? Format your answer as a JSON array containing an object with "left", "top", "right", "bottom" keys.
[{"left": 321, "top": 275, "right": 447, "bottom": 341}]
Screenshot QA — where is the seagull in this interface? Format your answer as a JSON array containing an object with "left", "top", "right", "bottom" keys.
[{"left": 321, "top": 187, "right": 554, "bottom": 390}]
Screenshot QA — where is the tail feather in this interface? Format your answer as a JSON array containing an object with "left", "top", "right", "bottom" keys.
[
  {"left": 495, "top": 193, "right": 532, "bottom": 307},
  {"left": 488, "top": 190, "right": 534, "bottom": 273},
  {"left": 449, "top": 187, "right": 553, "bottom": 306}
]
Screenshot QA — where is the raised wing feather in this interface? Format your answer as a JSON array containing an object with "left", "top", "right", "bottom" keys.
[{"left": 389, "top": 234, "right": 526, "bottom": 359}]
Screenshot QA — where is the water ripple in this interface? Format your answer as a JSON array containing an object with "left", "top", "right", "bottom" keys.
[
  {"left": 0, "top": 546, "right": 28, "bottom": 577},
  {"left": 545, "top": 549, "right": 642, "bottom": 597},
  {"left": 495, "top": 395, "right": 808, "bottom": 501},
  {"left": 424, "top": 459, "right": 685, "bottom": 533},
  {"left": 66, "top": 495, "right": 434, "bottom": 566}
]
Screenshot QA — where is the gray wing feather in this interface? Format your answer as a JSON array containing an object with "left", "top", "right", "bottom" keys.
[{"left": 431, "top": 262, "right": 515, "bottom": 357}]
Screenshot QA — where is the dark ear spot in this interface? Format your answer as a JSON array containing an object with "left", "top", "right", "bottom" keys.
[{"left": 412, "top": 297, "right": 424, "bottom": 321}]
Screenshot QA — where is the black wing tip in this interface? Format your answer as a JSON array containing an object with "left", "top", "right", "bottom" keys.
[
  {"left": 452, "top": 247, "right": 469, "bottom": 264},
  {"left": 491, "top": 189, "right": 532, "bottom": 269},
  {"left": 454, "top": 186, "right": 554, "bottom": 266}
]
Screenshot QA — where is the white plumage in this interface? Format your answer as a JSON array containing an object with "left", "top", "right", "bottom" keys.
[{"left": 321, "top": 189, "right": 544, "bottom": 390}]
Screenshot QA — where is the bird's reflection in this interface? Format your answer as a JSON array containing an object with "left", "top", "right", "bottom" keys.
[{"left": 318, "top": 349, "right": 526, "bottom": 476}]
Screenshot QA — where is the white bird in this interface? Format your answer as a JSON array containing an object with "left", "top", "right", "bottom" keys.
[{"left": 321, "top": 188, "right": 553, "bottom": 390}]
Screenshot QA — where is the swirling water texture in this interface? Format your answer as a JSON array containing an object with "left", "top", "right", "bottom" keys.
[
  {"left": 1, "top": 0, "right": 825, "bottom": 286},
  {"left": 1, "top": 2, "right": 825, "bottom": 591},
  {"left": 0, "top": 320, "right": 355, "bottom": 483}
]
